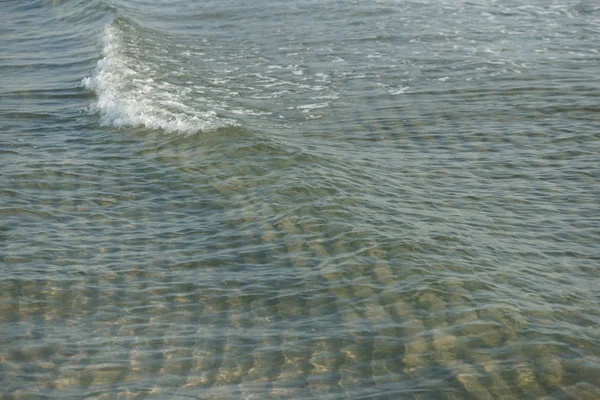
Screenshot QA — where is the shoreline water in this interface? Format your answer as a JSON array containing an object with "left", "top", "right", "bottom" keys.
[{"left": 1, "top": 0, "right": 599, "bottom": 398}]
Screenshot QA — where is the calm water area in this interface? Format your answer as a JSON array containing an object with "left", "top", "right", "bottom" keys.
[{"left": 1, "top": 0, "right": 599, "bottom": 398}]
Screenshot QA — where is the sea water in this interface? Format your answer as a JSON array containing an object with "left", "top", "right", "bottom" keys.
[{"left": 1, "top": 0, "right": 599, "bottom": 398}]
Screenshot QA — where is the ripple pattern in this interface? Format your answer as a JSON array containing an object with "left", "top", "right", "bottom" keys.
[{"left": 1, "top": 0, "right": 599, "bottom": 399}]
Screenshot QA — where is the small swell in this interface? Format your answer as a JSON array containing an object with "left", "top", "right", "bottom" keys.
[{"left": 82, "top": 20, "right": 236, "bottom": 134}]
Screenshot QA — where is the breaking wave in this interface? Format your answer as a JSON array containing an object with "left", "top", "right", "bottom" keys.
[{"left": 82, "top": 20, "right": 236, "bottom": 134}]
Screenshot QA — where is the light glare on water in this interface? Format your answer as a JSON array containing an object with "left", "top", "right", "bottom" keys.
[{"left": 1, "top": 0, "right": 599, "bottom": 399}]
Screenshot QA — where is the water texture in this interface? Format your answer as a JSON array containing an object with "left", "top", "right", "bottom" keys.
[{"left": 1, "top": 0, "right": 599, "bottom": 398}]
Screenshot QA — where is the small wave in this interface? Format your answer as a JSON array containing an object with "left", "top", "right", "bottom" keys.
[{"left": 82, "top": 20, "right": 235, "bottom": 134}]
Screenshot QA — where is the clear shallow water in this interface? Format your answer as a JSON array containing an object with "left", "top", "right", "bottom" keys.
[{"left": 1, "top": 0, "right": 599, "bottom": 398}]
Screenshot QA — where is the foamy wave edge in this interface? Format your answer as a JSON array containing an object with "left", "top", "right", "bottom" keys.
[{"left": 82, "top": 23, "right": 236, "bottom": 134}]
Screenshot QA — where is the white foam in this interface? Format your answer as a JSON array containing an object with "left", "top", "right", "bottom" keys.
[
  {"left": 82, "top": 23, "right": 235, "bottom": 134},
  {"left": 388, "top": 86, "right": 410, "bottom": 95},
  {"left": 297, "top": 102, "right": 329, "bottom": 112}
]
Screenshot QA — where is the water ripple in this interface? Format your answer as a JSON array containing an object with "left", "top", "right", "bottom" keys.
[{"left": 2, "top": 0, "right": 600, "bottom": 398}]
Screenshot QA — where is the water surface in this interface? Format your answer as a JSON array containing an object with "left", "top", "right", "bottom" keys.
[{"left": 1, "top": 0, "right": 599, "bottom": 398}]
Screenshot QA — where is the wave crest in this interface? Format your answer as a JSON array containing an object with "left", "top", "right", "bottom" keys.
[{"left": 82, "top": 21, "right": 235, "bottom": 134}]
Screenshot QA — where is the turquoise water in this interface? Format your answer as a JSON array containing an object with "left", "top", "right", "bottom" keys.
[{"left": 1, "top": 0, "right": 599, "bottom": 398}]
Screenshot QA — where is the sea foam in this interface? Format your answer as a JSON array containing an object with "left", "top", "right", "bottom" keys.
[{"left": 82, "top": 23, "right": 235, "bottom": 134}]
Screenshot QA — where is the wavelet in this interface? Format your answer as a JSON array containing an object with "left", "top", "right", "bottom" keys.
[{"left": 82, "top": 18, "right": 236, "bottom": 134}]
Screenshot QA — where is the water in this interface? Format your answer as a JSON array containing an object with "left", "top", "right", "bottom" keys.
[{"left": 1, "top": 0, "right": 599, "bottom": 398}]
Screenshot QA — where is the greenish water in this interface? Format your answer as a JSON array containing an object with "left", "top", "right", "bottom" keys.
[{"left": 1, "top": 0, "right": 599, "bottom": 398}]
